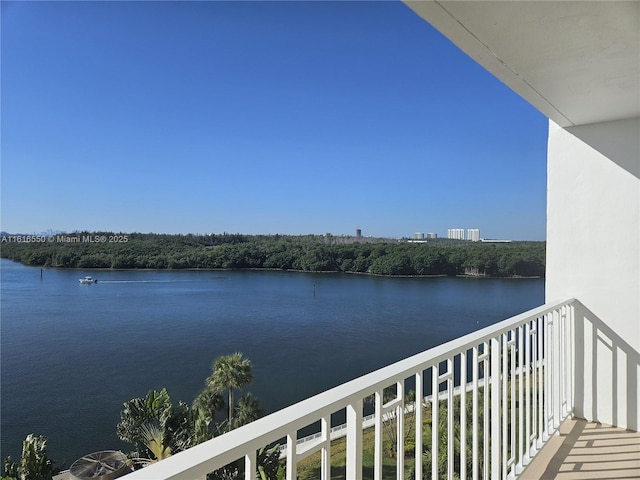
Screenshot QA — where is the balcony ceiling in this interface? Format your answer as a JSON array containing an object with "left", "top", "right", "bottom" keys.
[{"left": 405, "top": 1, "right": 640, "bottom": 127}]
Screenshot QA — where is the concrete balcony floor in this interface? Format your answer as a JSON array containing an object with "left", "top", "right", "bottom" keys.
[{"left": 524, "top": 418, "right": 640, "bottom": 479}]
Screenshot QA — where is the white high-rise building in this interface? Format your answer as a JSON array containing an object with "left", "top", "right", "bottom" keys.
[
  {"left": 467, "top": 228, "right": 480, "bottom": 242},
  {"left": 448, "top": 228, "right": 465, "bottom": 240}
]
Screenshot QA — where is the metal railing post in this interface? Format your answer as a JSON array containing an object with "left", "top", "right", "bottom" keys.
[
  {"left": 415, "top": 371, "right": 423, "bottom": 480},
  {"left": 374, "top": 390, "right": 383, "bottom": 480},
  {"left": 286, "top": 431, "right": 297, "bottom": 480},
  {"left": 460, "top": 350, "right": 467, "bottom": 480},
  {"left": 491, "top": 336, "right": 501, "bottom": 478},
  {"left": 432, "top": 363, "right": 439, "bottom": 480},
  {"left": 244, "top": 451, "right": 256, "bottom": 480},
  {"left": 321, "top": 416, "right": 331, "bottom": 480},
  {"left": 346, "top": 399, "right": 363, "bottom": 480}
]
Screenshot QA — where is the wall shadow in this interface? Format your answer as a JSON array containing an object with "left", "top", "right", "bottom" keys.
[
  {"left": 573, "top": 300, "right": 640, "bottom": 431},
  {"left": 566, "top": 117, "right": 640, "bottom": 179}
]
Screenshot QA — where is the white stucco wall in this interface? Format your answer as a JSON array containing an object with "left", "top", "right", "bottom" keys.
[{"left": 546, "top": 117, "right": 640, "bottom": 430}]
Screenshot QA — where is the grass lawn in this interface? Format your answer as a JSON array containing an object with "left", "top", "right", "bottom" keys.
[{"left": 295, "top": 417, "right": 418, "bottom": 480}]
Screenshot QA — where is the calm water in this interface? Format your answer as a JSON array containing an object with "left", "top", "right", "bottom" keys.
[{"left": 0, "top": 258, "right": 544, "bottom": 464}]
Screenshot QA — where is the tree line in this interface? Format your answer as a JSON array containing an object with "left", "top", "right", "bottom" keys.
[{"left": 1, "top": 232, "right": 545, "bottom": 277}]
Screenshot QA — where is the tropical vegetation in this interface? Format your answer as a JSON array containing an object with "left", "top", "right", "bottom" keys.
[
  {"left": 115, "top": 353, "right": 276, "bottom": 479},
  {"left": 2, "top": 434, "right": 59, "bottom": 480},
  {"left": 3, "top": 353, "right": 274, "bottom": 480}
]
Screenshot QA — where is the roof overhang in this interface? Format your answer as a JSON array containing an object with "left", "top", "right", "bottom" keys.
[{"left": 404, "top": 1, "right": 640, "bottom": 127}]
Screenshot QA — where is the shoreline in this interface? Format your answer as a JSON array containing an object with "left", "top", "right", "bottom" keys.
[{"left": 3, "top": 259, "right": 542, "bottom": 279}]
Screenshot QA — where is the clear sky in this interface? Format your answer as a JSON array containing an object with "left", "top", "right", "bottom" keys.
[{"left": 1, "top": 1, "right": 548, "bottom": 240}]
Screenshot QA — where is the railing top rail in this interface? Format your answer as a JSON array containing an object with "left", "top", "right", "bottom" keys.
[{"left": 125, "top": 298, "right": 575, "bottom": 479}]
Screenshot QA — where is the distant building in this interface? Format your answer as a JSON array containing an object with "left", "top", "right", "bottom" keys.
[
  {"left": 413, "top": 232, "right": 425, "bottom": 240},
  {"left": 448, "top": 228, "right": 465, "bottom": 240},
  {"left": 426, "top": 233, "right": 438, "bottom": 239},
  {"left": 355, "top": 228, "right": 362, "bottom": 238},
  {"left": 480, "top": 238, "right": 512, "bottom": 243},
  {"left": 467, "top": 229, "right": 480, "bottom": 242}
]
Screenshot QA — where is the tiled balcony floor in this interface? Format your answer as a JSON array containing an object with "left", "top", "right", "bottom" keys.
[{"left": 523, "top": 417, "right": 640, "bottom": 479}]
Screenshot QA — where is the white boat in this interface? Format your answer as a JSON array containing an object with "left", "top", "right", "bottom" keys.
[{"left": 79, "top": 276, "right": 98, "bottom": 284}]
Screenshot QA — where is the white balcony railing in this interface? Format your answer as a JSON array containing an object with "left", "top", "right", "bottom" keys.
[{"left": 126, "top": 299, "right": 576, "bottom": 480}]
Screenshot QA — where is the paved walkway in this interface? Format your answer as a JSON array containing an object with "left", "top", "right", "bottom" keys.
[{"left": 523, "top": 418, "right": 640, "bottom": 479}]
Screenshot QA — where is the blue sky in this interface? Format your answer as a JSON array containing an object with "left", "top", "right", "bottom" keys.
[{"left": 1, "top": 1, "right": 548, "bottom": 240}]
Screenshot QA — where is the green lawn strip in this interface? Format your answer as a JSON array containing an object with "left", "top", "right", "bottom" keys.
[
  {"left": 295, "top": 377, "right": 543, "bottom": 479},
  {"left": 295, "top": 415, "right": 417, "bottom": 480}
]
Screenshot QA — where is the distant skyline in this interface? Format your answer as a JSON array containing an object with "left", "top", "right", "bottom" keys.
[{"left": 1, "top": 1, "right": 548, "bottom": 240}]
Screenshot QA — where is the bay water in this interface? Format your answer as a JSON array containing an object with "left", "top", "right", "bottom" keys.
[{"left": 0, "top": 258, "right": 544, "bottom": 464}]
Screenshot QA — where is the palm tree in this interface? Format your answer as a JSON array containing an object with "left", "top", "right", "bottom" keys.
[
  {"left": 230, "top": 393, "right": 264, "bottom": 429},
  {"left": 207, "top": 353, "right": 253, "bottom": 426},
  {"left": 193, "top": 388, "right": 225, "bottom": 420},
  {"left": 192, "top": 388, "right": 226, "bottom": 437}
]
